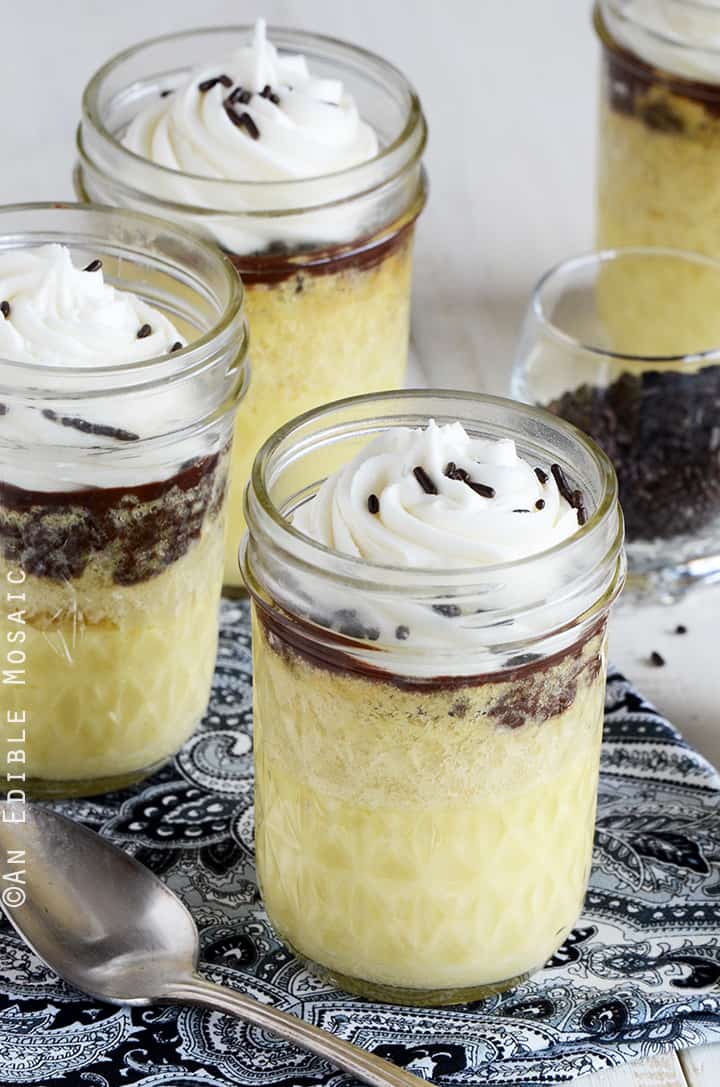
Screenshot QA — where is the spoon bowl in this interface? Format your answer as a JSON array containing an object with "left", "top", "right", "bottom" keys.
[
  {"left": 0, "top": 802, "right": 197, "bottom": 1004},
  {"left": 0, "top": 801, "right": 430, "bottom": 1087}
]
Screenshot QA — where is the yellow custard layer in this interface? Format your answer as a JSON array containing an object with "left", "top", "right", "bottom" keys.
[
  {"left": 223, "top": 235, "right": 415, "bottom": 587},
  {"left": 1, "top": 518, "right": 223, "bottom": 788},
  {"left": 597, "top": 90, "right": 720, "bottom": 350},
  {"left": 253, "top": 615, "right": 606, "bottom": 997}
]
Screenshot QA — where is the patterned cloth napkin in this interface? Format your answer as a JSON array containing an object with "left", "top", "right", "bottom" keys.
[{"left": 1, "top": 599, "right": 719, "bottom": 1087}]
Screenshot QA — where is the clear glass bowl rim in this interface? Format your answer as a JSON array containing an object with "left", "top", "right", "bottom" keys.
[{"left": 531, "top": 245, "right": 720, "bottom": 365}]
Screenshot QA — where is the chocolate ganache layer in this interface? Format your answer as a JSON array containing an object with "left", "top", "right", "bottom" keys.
[
  {"left": 256, "top": 598, "right": 605, "bottom": 721},
  {"left": 596, "top": 8, "right": 720, "bottom": 126},
  {"left": 226, "top": 216, "right": 416, "bottom": 287},
  {"left": 0, "top": 449, "right": 227, "bottom": 585}
]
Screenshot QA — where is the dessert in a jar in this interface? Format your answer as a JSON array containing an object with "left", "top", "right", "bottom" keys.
[
  {"left": 76, "top": 19, "right": 427, "bottom": 588},
  {"left": 595, "top": 1, "right": 720, "bottom": 287},
  {"left": 0, "top": 204, "right": 247, "bottom": 798},
  {"left": 513, "top": 248, "right": 720, "bottom": 595},
  {"left": 242, "top": 391, "right": 624, "bottom": 1006}
]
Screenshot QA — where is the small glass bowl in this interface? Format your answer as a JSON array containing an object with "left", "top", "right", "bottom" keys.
[{"left": 513, "top": 246, "right": 720, "bottom": 599}]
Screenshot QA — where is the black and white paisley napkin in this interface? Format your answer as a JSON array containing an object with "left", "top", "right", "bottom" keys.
[{"left": 1, "top": 599, "right": 719, "bottom": 1087}]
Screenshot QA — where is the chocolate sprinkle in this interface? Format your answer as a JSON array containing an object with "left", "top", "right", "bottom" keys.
[
  {"left": 83, "top": 259, "right": 102, "bottom": 273},
  {"left": 467, "top": 480, "right": 496, "bottom": 498},
  {"left": 137, "top": 323, "right": 152, "bottom": 339},
  {"left": 198, "top": 74, "right": 233, "bottom": 93},
  {"left": 395, "top": 624, "right": 410, "bottom": 640},
  {"left": 675, "top": 624, "right": 687, "bottom": 635},
  {"left": 550, "top": 463, "right": 575, "bottom": 506},
  {"left": 224, "top": 105, "right": 261, "bottom": 139},
  {"left": 333, "top": 607, "right": 379, "bottom": 642},
  {"left": 260, "top": 84, "right": 281, "bottom": 105},
  {"left": 367, "top": 493, "right": 380, "bottom": 514},
  {"left": 513, "top": 508, "right": 531, "bottom": 513},
  {"left": 160, "top": 89, "right": 172, "bottom": 97},
  {"left": 170, "top": 341, "right": 183, "bottom": 352},
  {"left": 228, "top": 86, "right": 252, "bottom": 106},
  {"left": 443, "top": 461, "right": 495, "bottom": 497},
  {"left": 413, "top": 466, "right": 438, "bottom": 495},
  {"left": 444, "top": 461, "right": 470, "bottom": 482},
  {"left": 0, "top": 301, "right": 10, "bottom": 319},
  {"left": 432, "top": 603, "right": 462, "bottom": 618},
  {"left": 534, "top": 467, "right": 549, "bottom": 484},
  {"left": 650, "top": 650, "right": 666, "bottom": 667},
  {"left": 577, "top": 506, "right": 588, "bottom": 527},
  {"left": 41, "top": 408, "right": 139, "bottom": 443},
  {"left": 535, "top": 498, "right": 546, "bottom": 510},
  {"left": 506, "top": 652, "right": 542, "bottom": 667}
]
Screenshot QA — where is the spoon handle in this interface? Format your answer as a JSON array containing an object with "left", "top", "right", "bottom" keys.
[{"left": 165, "top": 974, "right": 432, "bottom": 1087}]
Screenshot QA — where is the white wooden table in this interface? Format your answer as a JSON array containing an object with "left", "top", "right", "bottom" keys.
[{"left": 1, "top": 1, "right": 718, "bottom": 1083}]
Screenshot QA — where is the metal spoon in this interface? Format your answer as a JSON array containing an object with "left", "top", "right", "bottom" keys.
[{"left": 0, "top": 802, "right": 430, "bottom": 1087}]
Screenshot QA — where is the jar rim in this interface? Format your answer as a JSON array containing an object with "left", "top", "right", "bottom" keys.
[
  {"left": 80, "top": 24, "right": 427, "bottom": 215},
  {"left": 532, "top": 246, "right": 720, "bottom": 365},
  {"left": 596, "top": 0, "right": 720, "bottom": 78},
  {"left": 243, "top": 389, "right": 623, "bottom": 590},
  {"left": 0, "top": 201, "right": 246, "bottom": 397}
]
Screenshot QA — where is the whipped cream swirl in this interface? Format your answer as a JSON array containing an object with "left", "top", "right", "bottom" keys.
[
  {"left": 120, "top": 19, "right": 380, "bottom": 251},
  {"left": 0, "top": 244, "right": 180, "bottom": 367},
  {"left": 287, "top": 421, "right": 592, "bottom": 666},
  {"left": 0, "top": 244, "right": 198, "bottom": 492},
  {"left": 124, "top": 18, "right": 377, "bottom": 182},
  {"left": 294, "top": 421, "right": 581, "bottom": 566}
]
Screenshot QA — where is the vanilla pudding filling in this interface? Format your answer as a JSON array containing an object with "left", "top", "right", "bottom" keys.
[
  {"left": 77, "top": 22, "right": 427, "bottom": 588},
  {"left": 0, "top": 205, "right": 247, "bottom": 798},
  {"left": 242, "top": 392, "right": 625, "bottom": 1005}
]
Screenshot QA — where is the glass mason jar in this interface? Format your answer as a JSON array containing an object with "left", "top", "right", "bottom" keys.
[
  {"left": 0, "top": 203, "right": 248, "bottom": 798},
  {"left": 241, "top": 390, "right": 624, "bottom": 1006},
  {"left": 595, "top": 1, "right": 720, "bottom": 266},
  {"left": 513, "top": 247, "right": 720, "bottom": 597},
  {"left": 75, "top": 26, "right": 428, "bottom": 590}
]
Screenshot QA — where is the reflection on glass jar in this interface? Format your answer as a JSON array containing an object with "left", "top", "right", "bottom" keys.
[
  {"left": 0, "top": 203, "right": 248, "bottom": 798},
  {"left": 242, "top": 390, "right": 624, "bottom": 1005},
  {"left": 76, "top": 24, "right": 428, "bottom": 588},
  {"left": 595, "top": 0, "right": 720, "bottom": 279},
  {"left": 513, "top": 247, "right": 720, "bottom": 596}
]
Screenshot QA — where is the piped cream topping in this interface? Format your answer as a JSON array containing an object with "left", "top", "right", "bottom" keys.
[
  {"left": 293, "top": 420, "right": 582, "bottom": 566},
  {"left": 0, "top": 244, "right": 203, "bottom": 492},
  {"left": 124, "top": 18, "right": 378, "bottom": 183},
  {"left": 119, "top": 19, "right": 381, "bottom": 251},
  {"left": 0, "top": 244, "right": 180, "bottom": 367}
]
